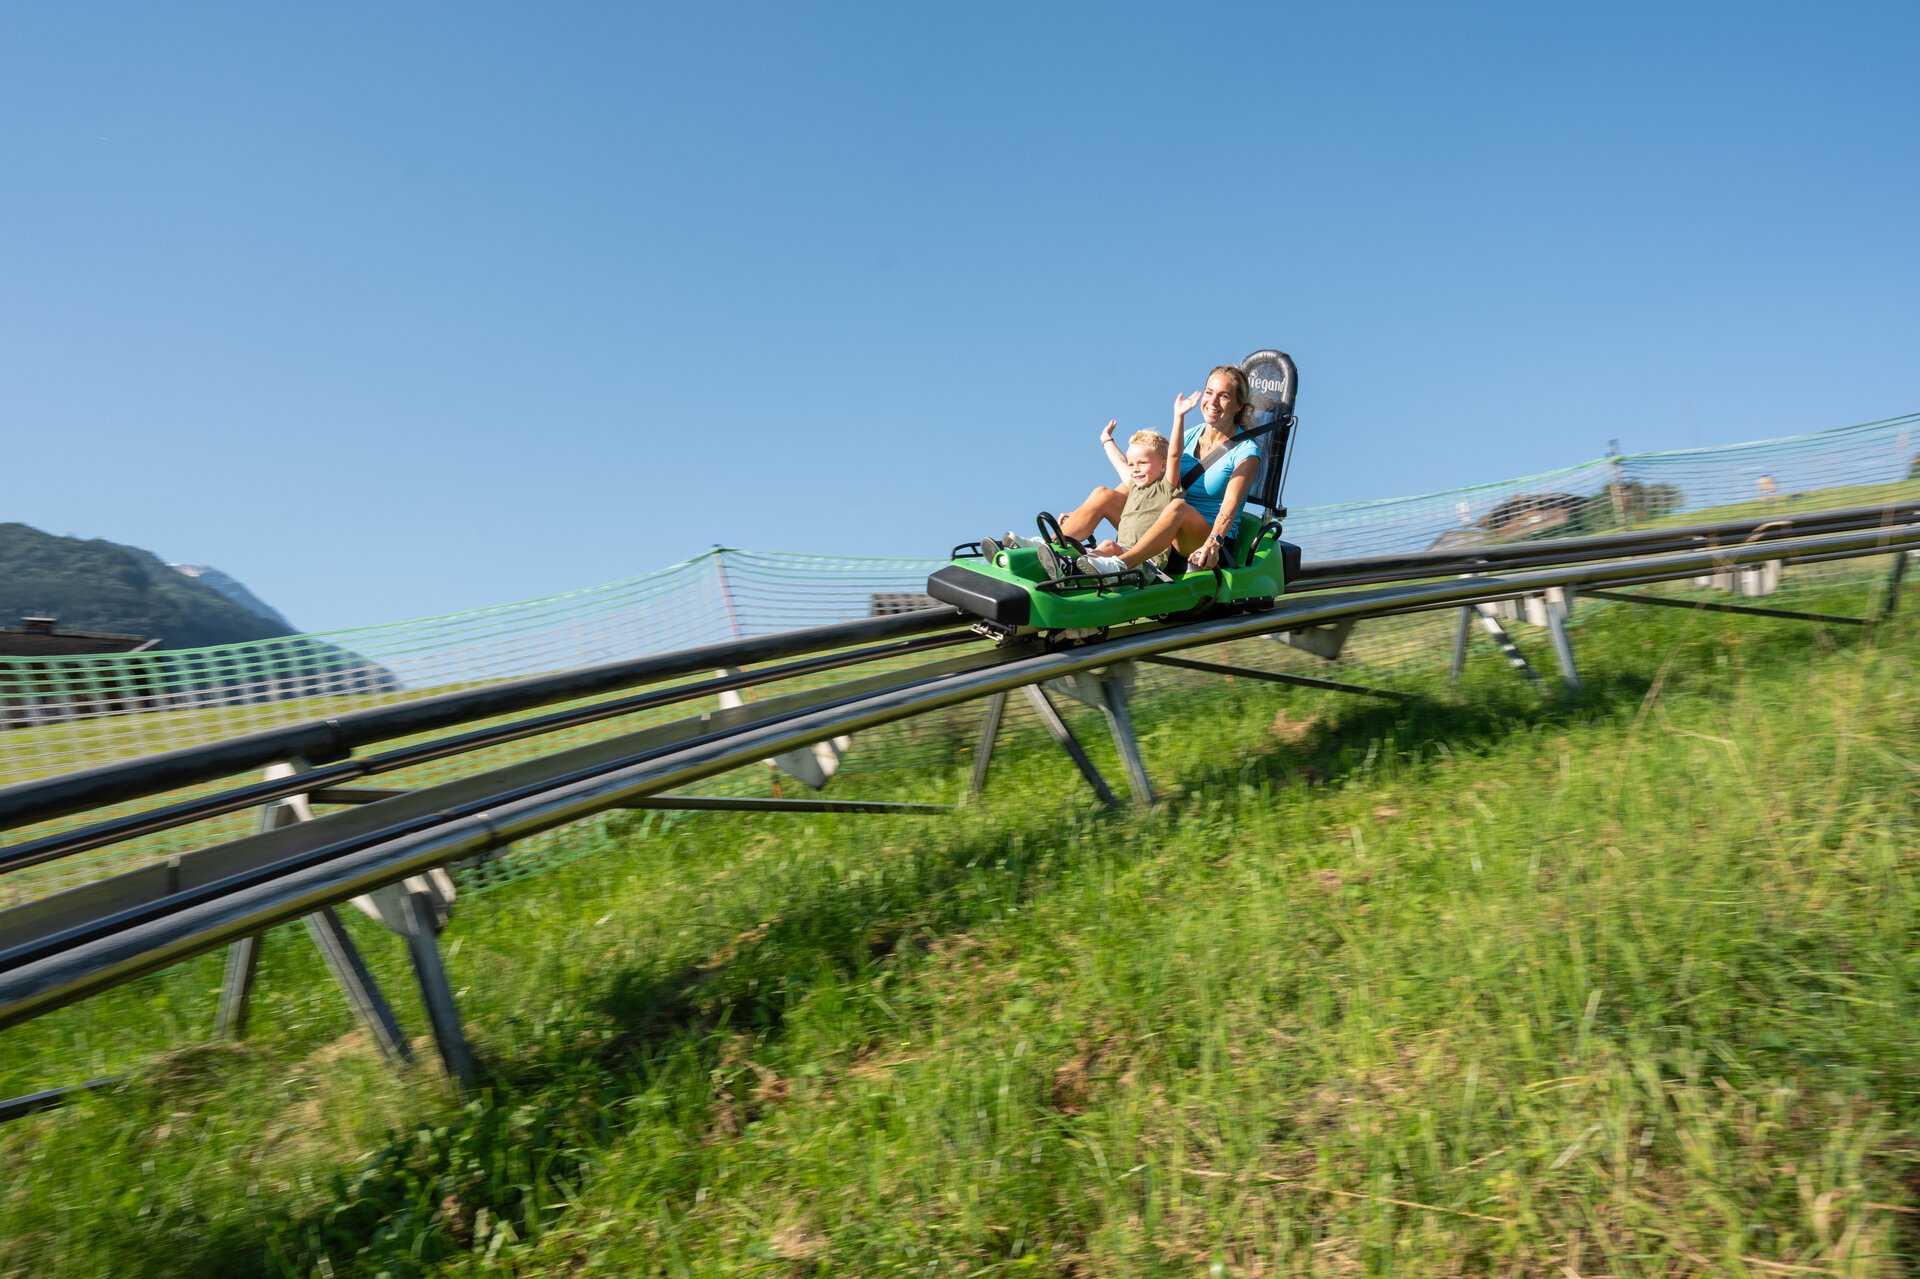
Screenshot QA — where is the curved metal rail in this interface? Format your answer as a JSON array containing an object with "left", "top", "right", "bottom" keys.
[{"left": 3, "top": 518, "right": 1916, "bottom": 1032}]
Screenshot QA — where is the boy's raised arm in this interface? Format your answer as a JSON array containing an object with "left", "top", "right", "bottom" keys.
[
  {"left": 1099, "top": 419, "right": 1129, "bottom": 484},
  {"left": 1169, "top": 390, "right": 1200, "bottom": 486}
]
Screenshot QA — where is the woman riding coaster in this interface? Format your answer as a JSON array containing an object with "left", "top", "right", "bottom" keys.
[{"left": 1051, "top": 365, "right": 1263, "bottom": 577}]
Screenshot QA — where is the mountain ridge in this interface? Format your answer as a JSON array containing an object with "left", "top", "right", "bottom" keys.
[{"left": 0, "top": 523, "right": 295, "bottom": 651}]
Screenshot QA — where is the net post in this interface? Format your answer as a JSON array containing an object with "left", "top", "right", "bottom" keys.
[{"left": 712, "top": 545, "right": 745, "bottom": 640}]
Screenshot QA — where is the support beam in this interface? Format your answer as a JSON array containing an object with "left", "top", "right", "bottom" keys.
[
  {"left": 0, "top": 1076, "right": 119, "bottom": 1125},
  {"left": 1448, "top": 607, "right": 1473, "bottom": 685},
  {"left": 1097, "top": 673, "right": 1154, "bottom": 808},
  {"left": 1877, "top": 551, "right": 1910, "bottom": 622},
  {"left": 1020, "top": 684, "right": 1117, "bottom": 807},
  {"left": 217, "top": 761, "right": 310, "bottom": 1040},
  {"left": 1143, "top": 653, "right": 1410, "bottom": 700},
  {"left": 302, "top": 907, "right": 413, "bottom": 1066},
  {"left": 212, "top": 932, "right": 265, "bottom": 1039},
  {"left": 314, "top": 787, "right": 946, "bottom": 815},
  {"left": 1584, "top": 588, "right": 1865, "bottom": 626},
  {"left": 1471, "top": 605, "right": 1541, "bottom": 682},
  {"left": 969, "top": 691, "right": 1008, "bottom": 795},
  {"left": 621, "top": 796, "right": 950, "bottom": 814},
  {"left": 1543, "top": 601, "right": 1582, "bottom": 692},
  {"left": 391, "top": 889, "right": 476, "bottom": 1095}
]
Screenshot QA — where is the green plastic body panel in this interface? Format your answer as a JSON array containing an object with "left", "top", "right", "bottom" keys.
[{"left": 931, "top": 524, "right": 1291, "bottom": 634}]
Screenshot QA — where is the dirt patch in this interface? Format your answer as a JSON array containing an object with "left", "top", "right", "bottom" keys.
[{"left": 1270, "top": 710, "right": 1322, "bottom": 745}]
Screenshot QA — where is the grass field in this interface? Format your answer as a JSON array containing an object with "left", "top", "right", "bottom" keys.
[{"left": 3, "top": 572, "right": 1918, "bottom": 1277}]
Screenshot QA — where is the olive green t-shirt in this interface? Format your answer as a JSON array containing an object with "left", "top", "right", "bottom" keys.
[{"left": 1115, "top": 475, "right": 1178, "bottom": 553}]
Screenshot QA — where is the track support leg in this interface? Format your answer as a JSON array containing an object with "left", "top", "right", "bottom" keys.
[
  {"left": 1543, "top": 600, "right": 1582, "bottom": 692},
  {"left": 384, "top": 887, "right": 476, "bottom": 1093},
  {"left": 303, "top": 907, "right": 413, "bottom": 1066},
  {"left": 218, "top": 760, "right": 317, "bottom": 1040},
  {"left": 969, "top": 691, "right": 1008, "bottom": 795},
  {"left": 1021, "top": 684, "right": 1117, "bottom": 807},
  {"left": 1877, "top": 550, "right": 1910, "bottom": 623},
  {"left": 213, "top": 933, "right": 265, "bottom": 1039},
  {"left": 1448, "top": 607, "right": 1473, "bottom": 685},
  {"left": 1097, "top": 673, "right": 1155, "bottom": 808},
  {"left": 1472, "top": 605, "right": 1541, "bottom": 683}
]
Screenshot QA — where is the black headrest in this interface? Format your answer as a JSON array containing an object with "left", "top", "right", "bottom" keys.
[
  {"left": 1239, "top": 350, "right": 1297, "bottom": 429},
  {"left": 1238, "top": 349, "right": 1298, "bottom": 511}
]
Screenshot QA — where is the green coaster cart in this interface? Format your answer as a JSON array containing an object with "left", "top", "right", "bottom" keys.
[{"left": 929, "top": 349, "right": 1306, "bottom": 644}]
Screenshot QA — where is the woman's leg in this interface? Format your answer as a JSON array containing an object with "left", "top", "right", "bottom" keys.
[
  {"left": 1058, "top": 486, "right": 1129, "bottom": 542},
  {"left": 1118, "top": 500, "right": 1211, "bottom": 568}
]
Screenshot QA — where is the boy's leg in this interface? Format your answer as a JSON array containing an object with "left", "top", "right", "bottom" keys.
[
  {"left": 1117, "top": 500, "right": 1210, "bottom": 568},
  {"left": 1058, "top": 486, "right": 1129, "bottom": 542}
]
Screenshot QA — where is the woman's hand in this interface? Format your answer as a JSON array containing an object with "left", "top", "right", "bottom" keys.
[
  {"left": 1174, "top": 390, "right": 1202, "bottom": 418},
  {"left": 1100, "top": 419, "right": 1117, "bottom": 443},
  {"left": 1186, "top": 538, "right": 1219, "bottom": 570}
]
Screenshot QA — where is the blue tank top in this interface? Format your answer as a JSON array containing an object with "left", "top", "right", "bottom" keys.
[{"left": 1180, "top": 431, "right": 1264, "bottom": 526}]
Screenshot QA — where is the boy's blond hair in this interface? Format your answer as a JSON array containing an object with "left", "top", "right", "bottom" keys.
[{"left": 1128, "top": 429, "right": 1169, "bottom": 458}]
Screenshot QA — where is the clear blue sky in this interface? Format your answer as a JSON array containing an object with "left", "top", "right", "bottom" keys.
[{"left": 3, "top": 2, "right": 1914, "bottom": 633}]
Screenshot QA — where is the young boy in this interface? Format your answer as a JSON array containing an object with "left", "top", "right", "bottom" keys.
[
  {"left": 983, "top": 411, "right": 1184, "bottom": 575},
  {"left": 1088, "top": 421, "right": 1183, "bottom": 568}
]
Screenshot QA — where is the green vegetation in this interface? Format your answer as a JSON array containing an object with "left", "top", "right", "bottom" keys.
[
  {"left": 0, "top": 523, "right": 291, "bottom": 649},
  {"left": 3, "top": 573, "right": 1919, "bottom": 1276}
]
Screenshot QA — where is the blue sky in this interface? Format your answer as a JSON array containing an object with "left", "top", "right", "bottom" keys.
[{"left": 2, "top": 2, "right": 1914, "bottom": 632}]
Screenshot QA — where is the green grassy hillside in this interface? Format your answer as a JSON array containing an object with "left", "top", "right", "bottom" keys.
[{"left": 2, "top": 576, "right": 1917, "bottom": 1277}]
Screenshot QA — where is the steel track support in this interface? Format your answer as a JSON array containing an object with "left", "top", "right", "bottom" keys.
[
  {"left": 1020, "top": 684, "right": 1117, "bottom": 807},
  {"left": 968, "top": 691, "right": 1008, "bottom": 795},
  {"left": 1543, "top": 601, "right": 1582, "bottom": 692},
  {"left": 1877, "top": 550, "right": 1911, "bottom": 623},
  {"left": 212, "top": 933, "right": 265, "bottom": 1040},
  {"left": 1097, "top": 670, "right": 1154, "bottom": 808},
  {"left": 1470, "top": 605, "right": 1541, "bottom": 683},
  {"left": 1584, "top": 589, "right": 1866, "bottom": 626},
  {"left": 384, "top": 887, "right": 475, "bottom": 1093},
  {"left": 217, "top": 761, "right": 312, "bottom": 1040},
  {"left": 1448, "top": 607, "right": 1473, "bottom": 685},
  {"left": 215, "top": 759, "right": 419, "bottom": 1070},
  {"left": 1143, "top": 653, "right": 1410, "bottom": 700},
  {"left": 304, "top": 906, "right": 413, "bottom": 1066}
]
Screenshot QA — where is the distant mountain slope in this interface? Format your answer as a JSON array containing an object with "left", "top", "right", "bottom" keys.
[
  {"left": 167, "top": 563, "right": 295, "bottom": 630},
  {"left": 0, "top": 523, "right": 295, "bottom": 651}
]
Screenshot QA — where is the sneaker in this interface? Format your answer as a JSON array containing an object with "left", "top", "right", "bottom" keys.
[
  {"left": 979, "top": 535, "right": 1003, "bottom": 561},
  {"left": 1035, "top": 541, "right": 1069, "bottom": 581},
  {"left": 1001, "top": 532, "right": 1036, "bottom": 549},
  {"left": 1077, "top": 553, "right": 1130, "bottom": 576}
]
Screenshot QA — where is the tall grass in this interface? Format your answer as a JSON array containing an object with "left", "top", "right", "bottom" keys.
[{"left": 3, "top": 582, "right": 1918, "bottom": 1277}]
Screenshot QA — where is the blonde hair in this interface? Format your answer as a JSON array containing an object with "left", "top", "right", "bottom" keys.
[
  {"left": 1206, "top": 365, "right": 1254, "bottom": 429},
  {"left": 1127, "top": 429, "right": 1169, "bottom": 457}
]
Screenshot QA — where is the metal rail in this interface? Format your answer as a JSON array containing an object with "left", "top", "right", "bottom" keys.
[
  {"left": 3, "top": 519, "right": 1914, "bottom": 1032},
  {"left": 9, "top": 500, "right": 1906, "bottom": 866}
]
